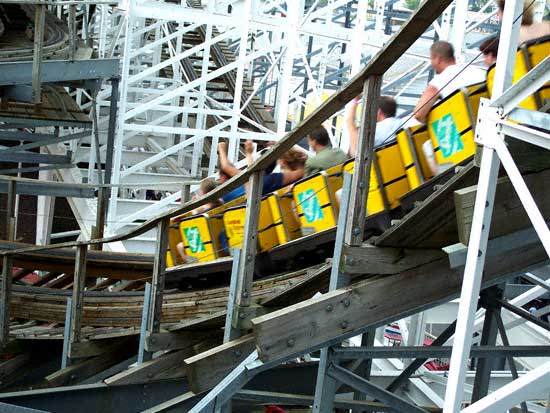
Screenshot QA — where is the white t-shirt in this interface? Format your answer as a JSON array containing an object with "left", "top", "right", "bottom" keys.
[
  {"left": 375, "top": 117, "right": 403, "bottom": 147},
  {"left": 429, "top": 64, "right": 486, "bottom": 99}
]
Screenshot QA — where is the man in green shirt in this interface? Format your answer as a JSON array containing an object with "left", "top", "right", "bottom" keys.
[{"left": 304, "top": 126, "right": 349, "bottom": 177}]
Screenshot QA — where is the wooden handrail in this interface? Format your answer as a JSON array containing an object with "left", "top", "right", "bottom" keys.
[{"left": 0, "top": 0, "right": 452, "bottom": 257}]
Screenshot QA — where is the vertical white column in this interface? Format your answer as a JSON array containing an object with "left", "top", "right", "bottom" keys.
[
  {"left": 442, "top": 1, "right": 523, "bottom": 411},
  {"left": 36, "top": 169, "right": 55, "bottom": 246},
  {"left": 374, "top": 0, "right": 385, "bottom": 35},
  {"left": 228, "top": 0, "right": 253, "bottom": 161},
  {"left": 451, "top": 0, "right": 469, "bottom": 62},
  {"left": 108, "top": 2, "right": 134, "bottom": 229},
  {"left": 192, "top": 22, "right": 213, "bottom": 174},
  {"left": 274, "top": 0, "right": 303, "bottom": 138},
  {"left": 98, "top": 5, "right": 108, "bottom": 59}
]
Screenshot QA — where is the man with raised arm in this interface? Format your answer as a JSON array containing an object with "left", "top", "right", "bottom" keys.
[
  {"left": 414, "top": 41, "right": 485, "bottom": 124},
  {"left": 346, "top": 95, "right": 402, "bottom": 157}
]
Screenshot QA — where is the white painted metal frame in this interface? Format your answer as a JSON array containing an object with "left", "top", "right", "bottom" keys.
[{"left": 443, "top": 0, "right": 550, "bottom": 411}]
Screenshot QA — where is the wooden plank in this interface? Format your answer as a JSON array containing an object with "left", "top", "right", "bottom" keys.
[
  {"left": 375, "top": 163, "right": 478, "bottom": 248},
  {"left": 68, "top": 338, "right": 127, "bottom": 359},
  {"left": 252, "top": 234, "right": 548, "bottom": 363},
  {"left": 105, "top": 346, "right": 196, "bottom": 385},
  {"left": 44, "top": 339, "right": 135, "bottom": 387},
  {"left": 145, "top": 331, "right": 213, "bottom": 353},
  {"left": 345, "top": 76, "right": 382, "bottom": 246},
  {"left": 342, "top": 245, "right": 445, "bottom": 275},
  {"left": 184, "top": 334, "right": 256, "bottom": 394},
  {"left": 262, "top": 263, "right": 332, "bottom": 308},
  {"left": 454, "top": 169, "right": 550, "bottom": 245}
]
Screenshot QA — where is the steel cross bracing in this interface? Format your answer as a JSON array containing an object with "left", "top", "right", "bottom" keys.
[{"left": 57, "top": 0, "right": 500, "bottom": 254}]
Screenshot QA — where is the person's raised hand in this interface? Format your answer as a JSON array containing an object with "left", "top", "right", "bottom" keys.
[
  {"left": 244, "top": 139, "right": 255, "bottom": 154},
  {"left": 218, "top": 141, "right": 228, "bottom": 154}
]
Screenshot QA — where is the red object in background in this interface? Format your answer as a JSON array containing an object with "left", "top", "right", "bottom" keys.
[{"left": 265, "top": 407, "right": 286, "bottom": 413}]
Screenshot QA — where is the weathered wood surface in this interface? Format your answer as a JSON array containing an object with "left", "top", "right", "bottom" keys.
[
  {"left": 455, "top": 168, "right": 550, "bottom": 245},
  {"left": 375, "top": 163, "right": 478, "bottom": 248},
  {"left": 0, "top": 240, "right": 153, "bottom": 280},
  {"left": 44, "top": 339, "right": 136, "bottom": 388},
  {"left": 184, "top": 334, "right": 256, "bottom": 394},
  {"left": 7, "top": 270, "right": 309, "bottom": 328},
  {"left": 342, "top": 245, "right": 445, "bottom": 275},
  {"left": 252, "top": 232, "right": 547, "bottom": 363},
  {"left": 105, "top": 346, "right": 198, "bottom": 385}
]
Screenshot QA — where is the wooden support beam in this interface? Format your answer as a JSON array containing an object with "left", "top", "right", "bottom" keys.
[
  {"left": 252, "top": 235, "right": 547, "bottom": 363},
  {"left": 45, "top": 339, "right": 135, "bottom": 388},
  {"left": 68, "top": 338, "right": 131, "bottom": 359},
  {"left": 32, "top": 5, "right": 45, "bottom": 104},
  {"left": 184, "top": 334, "right": 255, "bottom": 394},
  {"left": 148, "top": 218, "right": 170, "bottom": 334},
  {"left": 234, "top": 171, "right": 263, "bottom": 330},
  {"left": 67, "top": 245, "right": 87, "bottom": 363},
  {"left": 454, "top": 169, "right": 550, "bottom": 245},
  {"left": 345, "top": 76, "right": 382, "bottom": 246},
  {"left": 105, "top": 347, "right": 196, "bottom": 385},
  {"left": 342, "top": 245, "right": 444, "bottom": 275},
  {"left": 145, "top": 331, "right": 213, "bottom": 353}
]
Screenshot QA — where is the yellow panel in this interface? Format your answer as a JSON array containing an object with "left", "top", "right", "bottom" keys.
[
  {"left": 396, "top": 129, "right": 422, "bottom": 190},
  {"left": 167, "top": 226, "right": 184, "bottom": 266},
  {"left": 293, "top": 173, "right": 338, "bottom": 235},
  {"left": 487, "top": 50, "right": 538, "bottom": 109},
  {"left": 276, "top": 189, "right": 302, "bottom": 241},
  {"left": 375, "top": 142, "right": 410, "bottom": 208},
  {"left": 257, "top": 198, "right": 279, "bottom": 252},
  {"left": 523, "top": 38, "right": 550, "bottom": 108},
  {"left": 466, "top": 82, "right": 489, "bottom": 120},
  {"left": 166, "top": 251, "right": 174, "bottom": 268},
  {"left": 324, "top": 164, "right": 344, "bottom": 214},
  {"left": 179, "top": 216, "right": 217, "bottom": 262},
  {"left": 343, "top": 159, "right": 385, "bottom": 215},
  {"left": 410, "top": 125, "right": 433, "bottom": 180},
  {"left": 222, "top": 207, "right": 246, "bottom": 250},
  {"left": 427, "top": 89, "right": 476, "bottom": 166}
]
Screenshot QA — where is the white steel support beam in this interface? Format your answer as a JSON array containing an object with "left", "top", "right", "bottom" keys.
[
  {"left": 108, "top": 2, "right": 134, "bottom": 226},
  {"left": 192, "top": 22, "right": 213, "bottom": 174},
  {"left": 274, "top": 0, "right": 303, "bottom": 138},
  {"left": 450, "top": 0, "right": 469, "bottom": 60},
  {"left": 461, "top": 361, "right": 550, "bottom": 413},
  {"left": 442, "top": 1, "right": 527, "bottom": 411},
  {"left": 228, "top": 0, "right": 252, "bottom": 162}
]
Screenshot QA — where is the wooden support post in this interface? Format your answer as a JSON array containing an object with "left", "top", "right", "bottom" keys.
[
  {"left": 313, "top": 173, "right": 353, "bottom": 413},
  {"left": 32, "top": 5, "right": 45, "bottom": 104},
  {"left": 148, "top": 218, "right": 170, "bottom": 336},
  {"left": 233, "top": 171, "right": 263, "bottom": 330},
  {"left": 0, "top": 181, "right": 16, "bottom": 347},
  {"left": 224, "top": 249, "right": 241, "bottom": 342},
  {"left": 67, "top": 245, "right": 87, "bottom": 362},
  {"left": 345, "top": 76, "right": 382, "bottom": 247},
  {"left": 313, "top": 76, "right": 381, "bottom": 413}
]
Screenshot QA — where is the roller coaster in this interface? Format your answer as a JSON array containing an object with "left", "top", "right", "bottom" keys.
[{"left": 0, "top": 0, "right": 549, "bottom": 411}]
